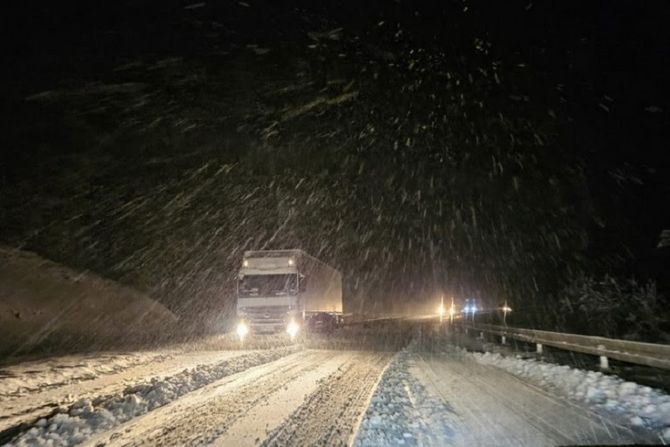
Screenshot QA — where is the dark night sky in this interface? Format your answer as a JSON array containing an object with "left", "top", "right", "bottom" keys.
[{"left": 1, "top": 0, "right": 668, "bottom": 323}]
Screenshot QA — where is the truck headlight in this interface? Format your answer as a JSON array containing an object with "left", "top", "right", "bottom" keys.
[
  {"left": 286, "top": 320, "right": 299, "bottom": 339},
  {"left": 236, "top": 321, "right": 249, "bottom": 340}
]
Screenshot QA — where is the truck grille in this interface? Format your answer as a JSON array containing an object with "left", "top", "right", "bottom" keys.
[{"left": 241, "top": 306, "right": 288, "bottom": 325}]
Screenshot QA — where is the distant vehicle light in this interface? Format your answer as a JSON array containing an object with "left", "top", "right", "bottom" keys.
[
  {"left": 243, "top": 260, "right": 249, "bottom": 267},
  {"left": 438, "top": 303, "right": 446, "bottom": 318},
  {"left": 288, "top": 258, "right": 295, "bottom": 266},
  {"left": 236, "top": 321, "right": 249, "bottom": 340},
  {"left": 287, "top": 320, "right": 299, "bottom": 339}
]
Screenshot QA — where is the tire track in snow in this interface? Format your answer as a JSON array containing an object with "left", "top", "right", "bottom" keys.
[
  {"left": 0, "top": 350, "right": 251, "bottom": 434},
  {"left": 354, "top": 350, "right": 457, "bottom": 446},
  {"left": 261, "top": 352, "right": 391, "bottom": 447},
  {"left": 5, "top": 347, "right": 300, "bottom": 446},
  {"left": 89, "top": 350, "right": 344, "bottom": 446},
  {"left": 413, "top": 351, "right": 651, "bottom": 446}
]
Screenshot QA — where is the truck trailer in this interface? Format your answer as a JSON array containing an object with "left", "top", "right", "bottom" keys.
[{"left": 235, "top": 249, "right": 342, "bottom": 339}]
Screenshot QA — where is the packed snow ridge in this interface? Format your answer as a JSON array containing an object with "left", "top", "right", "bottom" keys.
[
  {"left": 1, "top": 352, "right": 172, "bottom": 397},
  {"left": 471, "top": 351, "right": 670, "bottom": 442},
  {"left": 354, "top": 348, "right": 455, "bottom": 446},
  {"left": 7, "top": 347, "right": 300, "bottom": 447}
]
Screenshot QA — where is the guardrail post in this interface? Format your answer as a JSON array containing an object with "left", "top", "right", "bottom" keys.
[
  {"left": 536, "top": 343, "right": 543, "bottom": 354},
  {"left": 599, "top": 355, "right": 609, "bottom": 369},
  {"left": 597, "top": 344, "right": 609, "bottom": 369},
  {"left": 501, "top": 335, "right": 506, "bottom": 345}
]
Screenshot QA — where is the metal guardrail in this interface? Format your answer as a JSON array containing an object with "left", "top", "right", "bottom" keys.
[{"left": 459, "top": 322, "right": 670, "bottom": 370}]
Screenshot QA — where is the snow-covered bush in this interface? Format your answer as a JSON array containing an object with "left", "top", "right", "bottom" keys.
[{"left": 557, "top": 274, "right": 668, "bottom": 342}]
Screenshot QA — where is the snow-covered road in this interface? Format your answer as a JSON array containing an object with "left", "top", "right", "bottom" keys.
[
  {"left": 0, "top": 349, "right": 253, "bottom": 434},
  {"left": 2, "top": 349, "right": 391, "bottom": 446},
  {"left": 3, "top": 338, "right": 665, "bottom": 446},
  {"left": 356, "top": 348, "right": 660, "bottom": 446},
  {"left": 415, "top": 352, "right": 650, "bottom": 445},
  {"left": 84, "top": 350, "right": 390, "bottom": 446}
]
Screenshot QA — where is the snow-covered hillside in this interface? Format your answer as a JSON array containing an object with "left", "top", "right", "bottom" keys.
[{"left": 0, "top": 246, "right": 177, "bottom": 357}]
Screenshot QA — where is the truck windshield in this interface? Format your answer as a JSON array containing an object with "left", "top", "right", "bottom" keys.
[{"left": 238, "top": 274, "right": 297, "bottom": 297}]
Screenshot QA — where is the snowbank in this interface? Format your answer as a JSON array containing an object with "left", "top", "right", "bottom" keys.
[
  {"left": 0, "top": 246, "right": 177, "bottom": 357},
  {"left": 471, "top": 351, "right": 670, "bottom": 442},
  {"left": 6, "top": 346, "right": 300, "bottom": 446},
  {"left": 0, "top": 351, "right": 172, "bottom": 398},
  {"left": 354, "top": 348, "right": 455, "bottom": 446}
]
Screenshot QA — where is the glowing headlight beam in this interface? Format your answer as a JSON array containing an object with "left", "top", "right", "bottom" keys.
[
  {"left": 236, "top": 321, "right": 249, "bottom": 340},
  {"left": 286, "top": 320, "right": 299, "bottom": 339}
]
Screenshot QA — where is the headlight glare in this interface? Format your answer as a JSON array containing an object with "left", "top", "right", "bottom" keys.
[
  {"left": 286, "top": 320, "right": 299, "bottom": 339},
  {"left": 236, "top": 321, "right": 249, "bottom": 340}
]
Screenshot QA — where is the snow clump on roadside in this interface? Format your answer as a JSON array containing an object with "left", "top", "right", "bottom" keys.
[
  {"left": 354, "top": 349, "right": 455, "bottom": 446},
  {"left": 471, "top": 351, "right": 670, "bottom": 442}
]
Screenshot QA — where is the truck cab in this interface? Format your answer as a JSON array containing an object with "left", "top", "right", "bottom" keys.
[{"left": 235, "top": 250, "right": 342, "bottom": 339}]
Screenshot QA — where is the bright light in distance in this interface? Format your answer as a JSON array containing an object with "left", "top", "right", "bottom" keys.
[
  {"left": 236, "top": 321, "right": 249, "bottom": 340},
  {"left": 243, "top": 260, "right": 249, "bottom": 267},
  {"left": 438, "top": 303, "right": 446, "bottom": 318},
  {"left": 286, "top": 320, "right": 299, "bottom": 339},
  {"left": 463, "top": 305, "right": 477, "bottom": 314},
  {"left": 288, "top": 258, "right": 295, "bottom": 266},
  {"left": 449, "top": 304, "right": 456, "bottom": 318}
]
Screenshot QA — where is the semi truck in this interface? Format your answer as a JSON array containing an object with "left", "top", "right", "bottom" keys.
[{"left": 235, "top": 249, "right": 342, "bottom": 339}]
